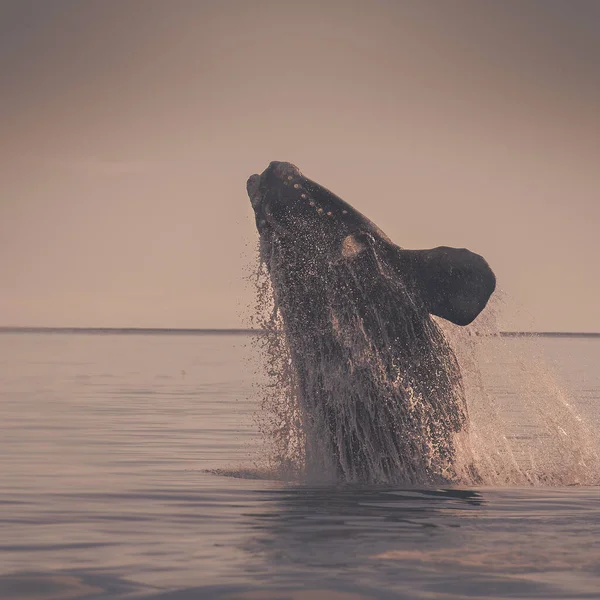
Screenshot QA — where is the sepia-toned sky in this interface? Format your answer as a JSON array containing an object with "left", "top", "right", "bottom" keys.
[{"left": 1, "top": 0, "right": 599, "bottom": 331}]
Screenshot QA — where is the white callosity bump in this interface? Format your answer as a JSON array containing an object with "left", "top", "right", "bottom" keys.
[
  {"left": 341, "top": 234, "right": 365, "bottom": 258},
  {"left": 273, "top": 162, "right": 302, "bottom": 184}
]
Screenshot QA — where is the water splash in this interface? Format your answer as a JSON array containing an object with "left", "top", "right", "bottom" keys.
[
  {"left": 444, "top": 293, "right": 600, "bottom": 486},
  {"left": 248, "top": 255, "right": 600, "bottom": 486},
  {"left": 246, "top": 256, "right": 306, "bottom": 481}
]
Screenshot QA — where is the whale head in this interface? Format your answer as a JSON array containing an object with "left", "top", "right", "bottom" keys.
[
  {"left": 247, "top": 161, "right": 388, "bottom": 254},
  {"left": 247, "top": 161, "right": 496, "bottom": 326}
]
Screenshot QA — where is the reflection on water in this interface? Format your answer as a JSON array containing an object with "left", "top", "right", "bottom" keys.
[
  {"left": 239, "top": 487, "right": 485, "bottom": 587},
  {"left": 1, "top": 482, "right": 599, "bottom": 599},
  {"left": 0, "top": 334, "right": 599, "bottom": 599}
]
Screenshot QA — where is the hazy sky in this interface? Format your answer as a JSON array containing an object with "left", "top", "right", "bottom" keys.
[{"left": 1, "top": 0, "right": 599, "bottom": 331}]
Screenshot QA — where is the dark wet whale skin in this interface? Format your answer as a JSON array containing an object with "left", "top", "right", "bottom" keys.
[{"left": 247, "top": 161, "right": 495, "bottom": 483}]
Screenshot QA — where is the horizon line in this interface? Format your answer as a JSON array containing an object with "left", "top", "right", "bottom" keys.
[{"left": 0, "top": 326, "right": 599, "bottom": 338}]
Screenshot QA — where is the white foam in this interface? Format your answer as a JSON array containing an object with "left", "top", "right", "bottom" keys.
[{"left": 249, "top": 254, "right": 600, "bottom": 486}]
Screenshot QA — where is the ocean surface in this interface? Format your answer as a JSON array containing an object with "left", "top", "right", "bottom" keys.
[{"left": 0, "top": 332, "right": 599, "bottom": 600}]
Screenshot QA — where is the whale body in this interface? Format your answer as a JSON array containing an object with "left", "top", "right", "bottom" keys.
[{"left": 247, "top": 161, "right": 496, "bottom": 483}]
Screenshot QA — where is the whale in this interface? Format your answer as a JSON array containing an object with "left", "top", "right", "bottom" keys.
[{"left": 247, "top": 161, "right": 496, "bottom": 483}]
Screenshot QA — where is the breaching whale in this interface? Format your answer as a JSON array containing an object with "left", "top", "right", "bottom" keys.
[{"left": 247, "top": 161, "right": 496, "bottom": 483}]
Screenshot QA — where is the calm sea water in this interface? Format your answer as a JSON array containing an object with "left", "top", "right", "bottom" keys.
[{"left": 0, "top": 332, "right": 599, "bottom": 600}]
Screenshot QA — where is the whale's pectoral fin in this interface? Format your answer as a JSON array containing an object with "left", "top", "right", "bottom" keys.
[{"left": 401, "top": 246, "right": 496, "bottom": 326}]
